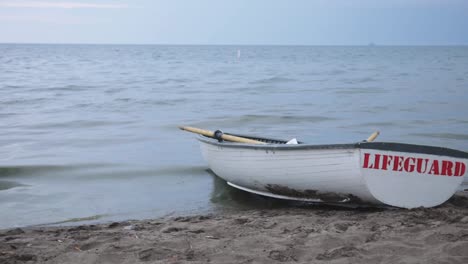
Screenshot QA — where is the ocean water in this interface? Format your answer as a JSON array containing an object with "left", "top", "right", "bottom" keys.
[{"left": 1, "top": 44, "right": 467, "bottom": 228}]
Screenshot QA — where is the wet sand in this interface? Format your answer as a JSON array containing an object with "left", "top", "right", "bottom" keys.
[{"left": 1, "top": 193, "right": 468, "bottom": 264}]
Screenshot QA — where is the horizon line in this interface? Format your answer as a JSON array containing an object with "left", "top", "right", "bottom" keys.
[{"left": 1, "top": 42, "right": 468, "bottom": 47}]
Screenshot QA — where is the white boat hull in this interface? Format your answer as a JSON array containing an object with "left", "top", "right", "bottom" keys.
[{"left": 198, "top": 135, "right": 468, "bottom": 208}]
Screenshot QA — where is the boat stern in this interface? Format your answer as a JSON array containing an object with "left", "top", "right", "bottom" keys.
[{"left": 358, "top": 143, "right": 467, "bottom": 208}]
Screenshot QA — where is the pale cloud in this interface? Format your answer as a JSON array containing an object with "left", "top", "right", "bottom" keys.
[{"left": 0, "top": 1, "right": 128, "bottom": 9}]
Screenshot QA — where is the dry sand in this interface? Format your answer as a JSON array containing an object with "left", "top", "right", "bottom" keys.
[{"left": 1, "top": 193, "right": 468, "bottom": 264}]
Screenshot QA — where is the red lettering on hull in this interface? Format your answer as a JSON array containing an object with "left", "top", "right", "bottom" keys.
[
  {"left": 362, "top": 152, "right": 466, "bottom": 177},
  {"left": 455, "top": 162, "right": 466, "bottom": 177}
]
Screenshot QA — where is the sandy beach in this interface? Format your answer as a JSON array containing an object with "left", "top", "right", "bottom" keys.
[{"left": 1, "top": 193, "right": 468, "bottom": 264}]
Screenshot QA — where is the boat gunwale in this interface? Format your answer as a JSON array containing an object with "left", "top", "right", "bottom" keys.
[{"left": 197, "top": 135, "right": 468, "bottom": 159}]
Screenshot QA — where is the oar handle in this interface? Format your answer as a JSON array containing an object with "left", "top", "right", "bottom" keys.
[
  {"left": 179, "top": 126, "right": 266, "bottom": 144},
  {"left": 366, "top": 131, "right": 380, "bottom": 142},
  {"left": 179, "top": 126, "right": 214, "bottom": 138}
]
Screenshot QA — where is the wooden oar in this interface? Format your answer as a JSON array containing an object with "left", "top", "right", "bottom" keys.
[
  {"left": 180, "top": 126, "right": 379, "bottom": 144},
  {"left": 366, "top": 131, "right": 380, "bottom": 142},
  {"left": 179, "top": 126, "right": 266, "bottom": 144}
]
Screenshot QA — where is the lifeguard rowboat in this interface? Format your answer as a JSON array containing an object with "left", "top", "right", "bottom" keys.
[{"left": 181, "top": 127, "right": 468, "bottom": 209}]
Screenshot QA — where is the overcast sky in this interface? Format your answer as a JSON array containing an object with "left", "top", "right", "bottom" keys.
[{"left": 0, "top": 0, "right": 467, "bottom": 45}]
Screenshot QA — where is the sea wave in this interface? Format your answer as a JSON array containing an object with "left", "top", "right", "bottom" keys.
[
  {"left": 410, "top": 133, "right": 468, "bottom": 141},
  {"left": 0, "top": 164, "right": 209, "bottom": 180},
  {"left": 187, "top": 114, "right": 336, "bottom": 128},
  {"left": 250, "top": 76, "right": 296, "bottom": 84}
]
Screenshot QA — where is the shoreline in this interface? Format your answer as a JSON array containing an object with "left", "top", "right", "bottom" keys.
[{"left": 2, "top": 193, "right": 468, "bottom": 264}]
